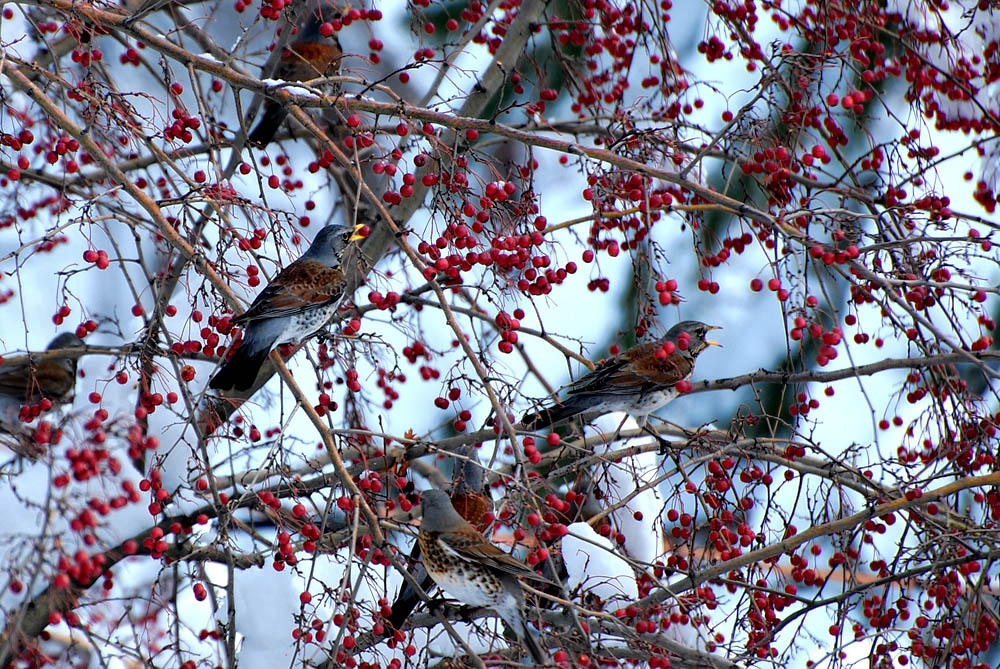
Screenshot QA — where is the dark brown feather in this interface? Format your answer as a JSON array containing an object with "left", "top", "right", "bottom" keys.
[
  {"left": 0, "top": 359, "right": 76, "bottom": 403},
  {"left": 621, "top": 341, "right": 693, "bottom": 385},
  {"left": 235, "top": 260, "right": 346, "bottom": 324},
  {"left": 436, "top": 528, "right": 552, "bottom": 583},
  {"left": 567, "top": 341, "right": 692, "bottom": 397}
]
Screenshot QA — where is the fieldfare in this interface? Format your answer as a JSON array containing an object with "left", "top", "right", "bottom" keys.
[
  {"left": 0, "top": 332, "right": 84, "bottom": 452},
  {"left": 247, "top": 1, "right": 342, "bottom": 147},
  {"left": 520, "top": 320, "right": 721, "bottom": 430},
  {"left": 387, "top": 448, "right": 493, "bottom": 635},
  {"left": 0, "top": 332, "right": 83, "bottom": 409},
  {"left": 209, "top": 223, "right": 365, "bottom": 392},
  {"left": 418, "top": 488, "right": 548, "bottom": 664}
]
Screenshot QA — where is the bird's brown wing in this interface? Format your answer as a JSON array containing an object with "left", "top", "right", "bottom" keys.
[
  {"left": 566, "top": 340, "right": 691, "bottom": 398},
  {"left": 563, "top": 353, "right": 632, "bottom": 397},
  {"left": 0, "top": 359, "right": 75, "bottom": 403},
  {"left": 623, "top": 342, "right": 693, "bottom": 386},
  {"left": 0, "top": 363, "right": 32, "bottom": 398},
  {"left": 438, "top": 529, "right": 551, "bottom": 583},
  {"left": 235, "top": 260, "right": 346, "bottom": 324}
]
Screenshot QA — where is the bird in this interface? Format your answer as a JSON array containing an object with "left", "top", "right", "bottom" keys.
[
  {"left": 0, "top": 332, "right": 84, "bottom": 454},
  {"left": 208, "top": 223, "right": 365, "bottom": 392},
  {"left": 387, "top": 447, "right": 493, "bottom": 636},
  {"left": 520, "top": 320, "right": 721, "bottom": 430},
  {"left": 0, "top": 332, "right": 83, "bottom": 409},
  {"left": 247, "top": 1, "right": 343, "bottom": 147},
  {"left": 418, "top": 488, "right": 548, "bottom": 665}
]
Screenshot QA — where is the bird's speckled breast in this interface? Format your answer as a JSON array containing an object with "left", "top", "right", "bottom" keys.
[
  {"left": 284, "top": 302, "right": 338, "bottom": 344},
  {"left": 418, "top": 531, "right": 502, "bottom": 608}
]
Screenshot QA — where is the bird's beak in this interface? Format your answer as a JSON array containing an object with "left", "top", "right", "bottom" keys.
[
  {"left": 348, "top": 224, "right": 367, "bottom": 241},
  {"left": 706, "top": 325, "right": 722, "bottom": 347}
]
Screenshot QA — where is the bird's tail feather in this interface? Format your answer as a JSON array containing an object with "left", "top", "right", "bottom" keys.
[
  {"left": 386, "top": 576, "right": 422, "bottom": 635},
  {"left": 520, "top": 622, "right": 548, "bottom": 665},
  {"left": 247, "top": 102, "right": 287, "bottom": 147},
  {"left": 520, "top": 397, "right": 587, "bottom": 430},
  {"left": 208, "top": 337, "right": 272, "bottom": 392},
  {"left": 386, "top": 547, "right": 434, "bottom": 636}
]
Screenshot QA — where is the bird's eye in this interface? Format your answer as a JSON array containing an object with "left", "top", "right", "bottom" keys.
[{"left": 341, "top": 231, "right": 351, "bottom": 242}]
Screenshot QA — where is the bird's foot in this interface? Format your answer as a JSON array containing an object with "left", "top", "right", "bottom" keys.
[
  {"left": 455, "top": 604, "right": 480, "bottom": 623},
  {"left": 426, "top": 597, "right": 445, "bottom": 616},
  {"left": 641, "top": 425, "right": 673, "bottom": 455}
]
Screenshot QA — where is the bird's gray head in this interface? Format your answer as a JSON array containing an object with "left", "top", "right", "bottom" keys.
[
  {"left": 302, "top": 224, "right": 365, "bottom": 264},
  {"left": 47, "top": 332, "right": 85, "bottom": 351},
  {"left": 419, "top": 489, "right": 467, "bottom": 533},
  {"left": 663, "top": 321, "right": 721, "bottom": 358}
]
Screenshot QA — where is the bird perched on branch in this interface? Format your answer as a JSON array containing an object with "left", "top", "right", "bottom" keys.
[
  {"left": 0, "top": 332, "right": 84, "bottom": 455},
  {"left": 418, "top": 488, "right": 548, "bottom": 665},
  {"left": 520, "top": 320, "right": 721, "bottom": 430},
  {"left": 0, "top": 332, "right": 83, "bottom": 411},
  {"left": 247, "top": 1, "right": 343, "bottom": 147},
  {"left": 209, "top": 223, "right": 365, "bottom": 392},
  {"left": 386, "top": 448, "right": 493, "bottom": 635}
]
